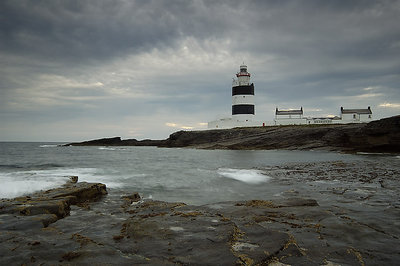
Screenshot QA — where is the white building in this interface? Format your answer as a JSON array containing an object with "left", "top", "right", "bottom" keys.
[
  {"left": 208, "top": 64, "right": 266, "bottom": 129},
  {"left": 340, "top": 107, "right": 373, "bottom": 122},
  {"left": 274, "top": 107, "right": 306, "bottom": 125},
  {"left": 208, "top": 64, "right": 373, "bottom": 129}
]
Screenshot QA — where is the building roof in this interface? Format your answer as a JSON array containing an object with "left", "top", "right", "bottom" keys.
[
  {"left": 276, "top": 107, "right": 303, "bottom": 115},
  {"left": 341, "top": 107, "right": 372, "bottom": 114}
]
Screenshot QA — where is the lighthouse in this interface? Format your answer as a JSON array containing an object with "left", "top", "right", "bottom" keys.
[
  {"left": 232, "top": 64, "right": 255, "bottom": 122},
  {"left": 208, "top": 63, "right": 374, "bottom": 129},
  {"left": 207, "top": 64, "right": 261, "bottom": 129}
]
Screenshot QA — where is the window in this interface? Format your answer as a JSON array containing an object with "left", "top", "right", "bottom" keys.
[{"left": 353, "top": 114, "right": 356, "bottom": 119}]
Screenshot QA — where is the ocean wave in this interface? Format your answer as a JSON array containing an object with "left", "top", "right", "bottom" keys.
[
  {"left": 98, "top": 147, "right": 127, "bottom": 151},
  {"left": 357, "top": 152, "right": 393, "bottom": 156},
  {"left": 0, "top": 164, "right": 24, "bottom": 169},
  {"left": 118, "top": 173, "right": 147, "bottom": 180},
  {"left": 0, "top": 179, "right": 65, "bottom": 199},
  {"left": 0, "top": 167, "right": 123, "bottom": 199},
  {"left": 39, "top": 144, "right": 58, "bottom": 148},
  {"left": 32, "top": 163, "right": 64, "bottom": 169},
  {"left": 0, "top": 163, "right": 63, "bottom": 170},
  {"left": 218, "top": 168, "right": 271, "bottom": 184},
  {"left": 0, "top": 170, "right": 66, "bottom": 199}
]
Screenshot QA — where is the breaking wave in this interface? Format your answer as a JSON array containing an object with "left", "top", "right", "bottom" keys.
[
  {"left": 0, "top": 163, "right": 63, "bottom": 170},
  {"left": 39, "top": 144, "right": 58, "bottom": 148},
  {"left": 98, "top": 147, "right": 127, "bottom": 151},
  {"left": 218, "top": 168, "right": 271, "bottom": 184},
  {"left": 0, "top": 167, "right": 122, "bottom": 199}
]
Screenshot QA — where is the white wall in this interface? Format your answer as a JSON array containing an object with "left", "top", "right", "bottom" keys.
[
  {"left": 208, "top": 112, "right": 373, "bottom": 129},
  {"left": 232, "top": 113, "right": 255, "bottom": 122},
  {"left": 275, "top": 114, "right": 303, "bottom": 119},
  {"left": 341, "top": 113, "right": 373, "bottom": 122},
  {"left": 208, "top": 118, "right": 273, "bottom": 129},
  {"left": 273, "top": 118, "right": 307, "bottom": 125}
]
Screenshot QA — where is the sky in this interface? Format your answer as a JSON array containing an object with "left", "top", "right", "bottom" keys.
[{"left": 1, "top": 0, "right": 399, "bottom": 142}]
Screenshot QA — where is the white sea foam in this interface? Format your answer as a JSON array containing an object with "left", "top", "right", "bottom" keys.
[
  {"left": 0, "top": 172, "right": 65, "bottom": 198},
  {"left": 218, "top": 168, "right": 270, "bottom": 184},
  {"left": 0, "top": 167, "right": 123, "bottom": 199},
  {"left": 39, "top": 144, "right": 58, "bottom": 148},
  {"left": 118, "top": 173, "right": 147, "bottom": 180},
  {"left": 98, "top": 147, "right": 127, "bottom": 151},
  {"left": 357, "top": 152, "right": 391, "bottom": 156},
  {"left": 61, "top": 168, "right": 124, "bottom": 188}
]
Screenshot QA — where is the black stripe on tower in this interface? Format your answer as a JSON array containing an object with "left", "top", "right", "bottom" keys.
[
  {"left": 232, "top": 104, "right": 255, "bottom": 115},
  {"left": 232, "top": 83, "right": 254, "bottom": 96}
]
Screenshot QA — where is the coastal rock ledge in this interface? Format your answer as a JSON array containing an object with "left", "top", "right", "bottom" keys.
[
  {"left": 64, "top": 115, "right": 400, "bottom": 153},
  {"left": 1, "top": 179, "right": 399, "bottom": 265},
  {"left": 0, "top": 181, "right": 107, "bottom": 229}
]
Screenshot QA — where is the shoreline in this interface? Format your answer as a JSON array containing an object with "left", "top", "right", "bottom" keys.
[
  {"left": 64, "top": 115, "right": 400, "bottom": 154},
  {"left": 1, "top": 158, "right": 400, "bottom": 264}
]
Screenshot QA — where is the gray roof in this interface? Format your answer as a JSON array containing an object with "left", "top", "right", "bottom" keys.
[
  {"left": 276, "top": 108, "right": 303, "bottom": 115},
  {"left": 341, "top": 107, "right": 372, "bottom": 114}
]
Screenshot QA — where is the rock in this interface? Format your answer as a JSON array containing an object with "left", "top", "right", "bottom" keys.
[
  {"left": 0, "top": 182, "right": 107, "bottom": 229},
  {"left": 121, "top": 192, "right": 141, "bottom": 205},
  {"left": 63, "top": 116, "right": 400, "bottom": 153},
  {"left": 63, "top": 137, "right": 166, "bottom": 147},
  {"left": 1, "top": 159, "right": 399, "bottom": 264},
  {"left": 68, "top": 175, "right": 78, "bottom": 183},
  {"left": 121, "top": 192, "right": 141, "bottom": 203},
  {"left": 159, "top": 115, "right": 400, "bottom": 153},
  {"left": 1, "top": 192, "right": 399, "bottom": 265},
  {"left": 63, "top": 137, "right": 123, "bottom": 146}
]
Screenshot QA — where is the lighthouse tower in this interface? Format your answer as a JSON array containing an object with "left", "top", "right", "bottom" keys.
[{"left": 232, "top": 64, "right": 255, "bottom": 122}]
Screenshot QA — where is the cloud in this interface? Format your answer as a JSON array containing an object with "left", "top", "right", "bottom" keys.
[
  {"left": 305, "top": 108, "right": 323, "bottom": 112},
  {"left": 0, "top": 0, "right": 399, "bottom": 141},
  {"left": 363, "top": 86, "right": 382, "bottom": 91},
  {"left": 165, "top": 123, "right": 178, "bottom": 128},
  {"left": 165, "top": 122, "right": 192, "bottom": 130},
  {"left": 165, "top": 122, "right": 198, "bottom": 131},
  {"left": 355, "top": 93, "right": 384, "bottom": 99},
  {"left": 379, "top": 102, "right": 400, "bottom": 108}
]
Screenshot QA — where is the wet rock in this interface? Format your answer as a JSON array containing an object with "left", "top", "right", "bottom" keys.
[
  {"left": 68, "top": 175, "right": 78, "bottom": 183},
  {"left": 121, "top": 192, "right": 141, "bottom": 206},
  {"left": 63, "top": 137, "right": 123, "bottom": 146},
  {"left": 64, "top": 116, "right": 400, "bottom": 153},
  {"left": 63, "top": 136, "right": 166, "bottom": 147},
  {"left": 0, "top": 181, "right": 107, "bottom": 229},
  {"left": 1, "top": 166, "right": 399, "bottom": 266}
]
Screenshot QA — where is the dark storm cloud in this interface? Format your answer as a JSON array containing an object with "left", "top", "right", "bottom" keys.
[
  {"left": 0, "top": 0, "right": 232, "bottom": 63},
  {"left": 0, "top": 0, "right": 399, "bottom": 141},
  {"left": 1, "top": 0, "right": 399, "bottom": 66}
]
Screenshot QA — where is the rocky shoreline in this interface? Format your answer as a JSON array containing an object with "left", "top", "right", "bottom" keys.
[
  {"left": 0, "top": 178, "right": 107, "bottom": 229},
  {"left": 1, "top": 159, "right": 399, "bottom": 265},
  {"left": 64, "top": 115, "right": 400, "bottom": 153}
]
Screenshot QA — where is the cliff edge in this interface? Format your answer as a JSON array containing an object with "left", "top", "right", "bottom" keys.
[{"left": 65, "top": 115, "right": 400, "bottom": 153}]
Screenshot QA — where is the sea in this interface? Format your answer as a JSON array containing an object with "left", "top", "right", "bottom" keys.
[{"left": 0, "top": 142, "right": 399, "bottom": 206}]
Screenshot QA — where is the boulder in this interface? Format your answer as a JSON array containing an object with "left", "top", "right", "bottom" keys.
[{"left": 0, "top": 181, "right": 107, "bottom": 228}]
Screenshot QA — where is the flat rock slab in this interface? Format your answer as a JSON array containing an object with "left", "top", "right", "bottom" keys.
[
  {"left": 0, "top": 182, "right": 107, "bottom": 229},
  {"left": 1, "top": 179, "right": 399, "bottom": 265}
]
